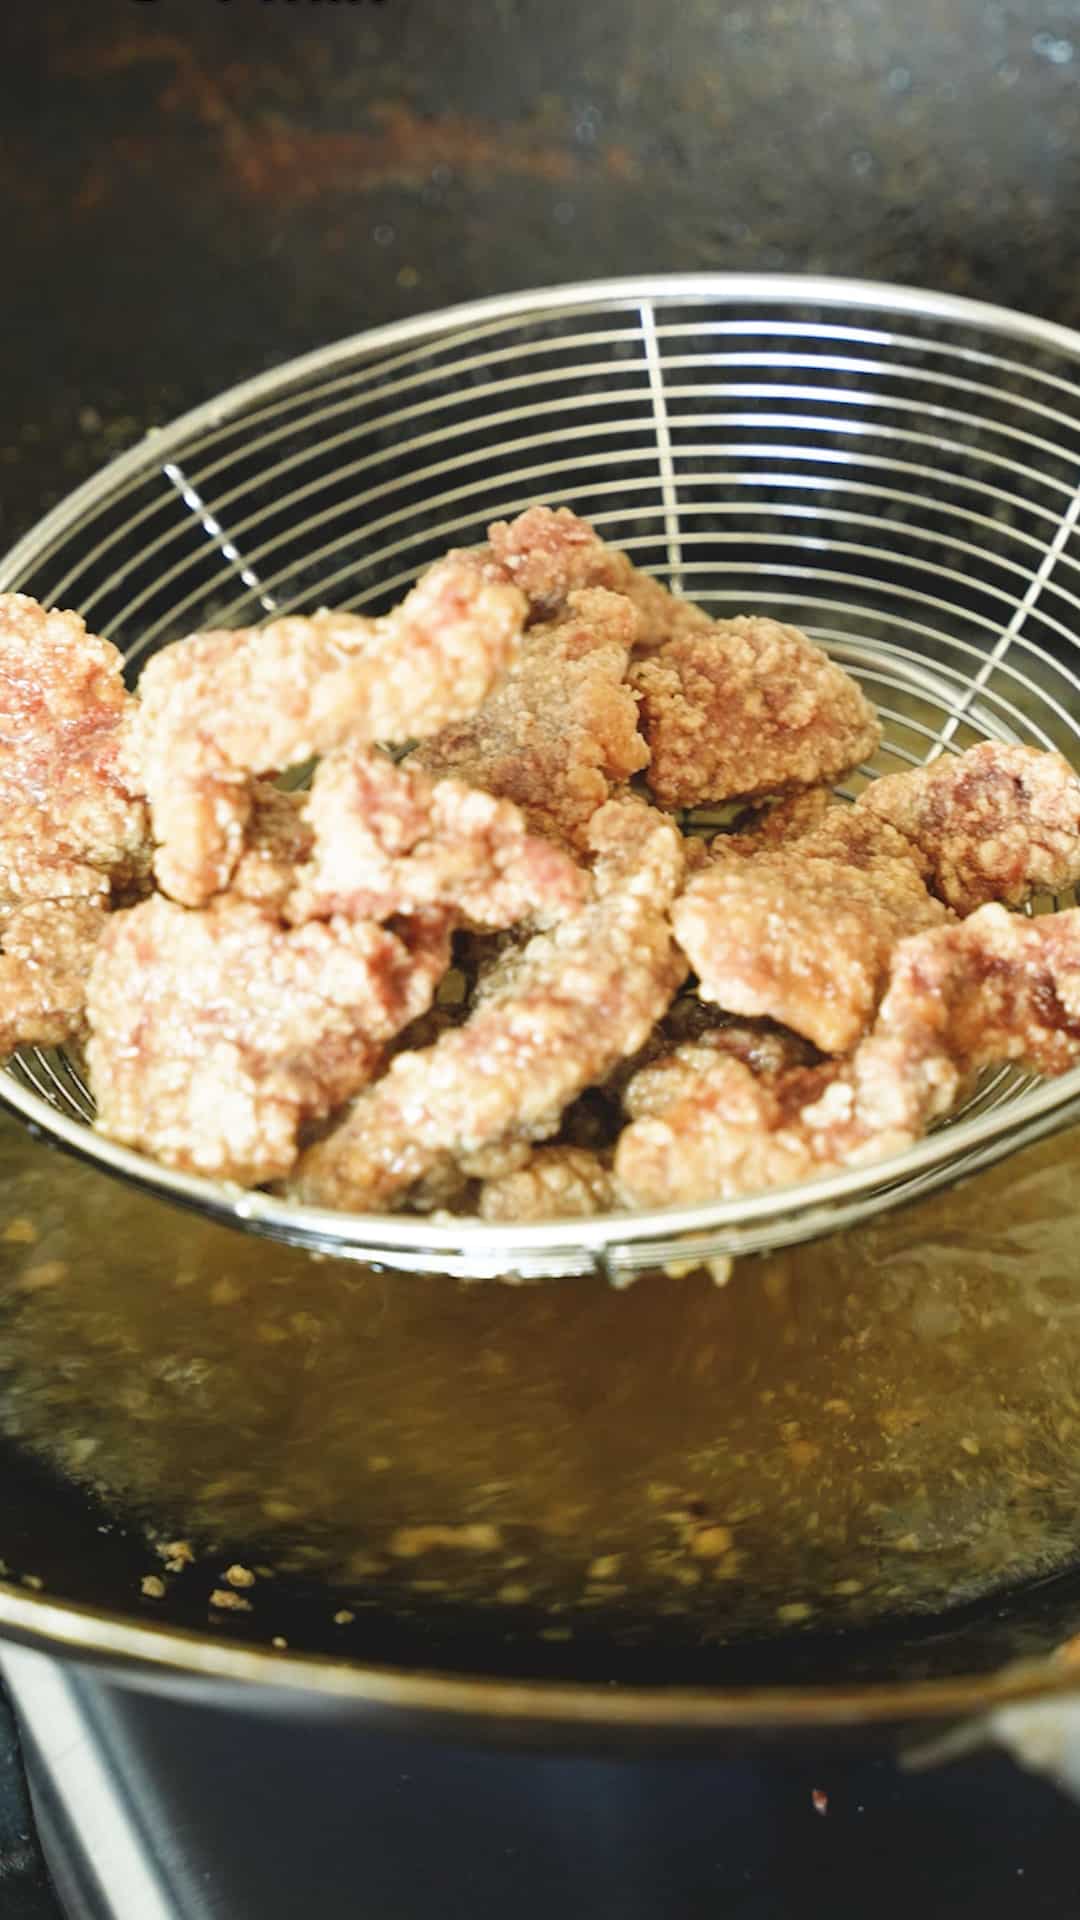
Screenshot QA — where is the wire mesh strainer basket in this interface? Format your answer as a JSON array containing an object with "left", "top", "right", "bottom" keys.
[{"left": 3, "top": 273, "right": 1080, "bottom": 1282}]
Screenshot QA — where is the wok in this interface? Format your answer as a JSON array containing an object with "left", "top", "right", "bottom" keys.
[{"left": 2, "top": 278, "right": 1080, "bottom": 1758}]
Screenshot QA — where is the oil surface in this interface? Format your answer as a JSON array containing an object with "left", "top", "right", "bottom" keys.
[{"left": 1, "top": 1114, "right": 1080, "bottom": 1650}]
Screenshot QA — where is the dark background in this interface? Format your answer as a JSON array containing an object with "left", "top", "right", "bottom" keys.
[
  {"left": 3, "top": 3, "right": 1080, "bottom": 1912},
  {"left": 4, "top": 0, "right": 1080, "bottom": 562}
]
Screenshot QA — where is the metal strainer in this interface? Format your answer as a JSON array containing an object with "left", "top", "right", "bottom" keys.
[{"left": 3, "top": 274, "right": 1080, "bottom": 1282}]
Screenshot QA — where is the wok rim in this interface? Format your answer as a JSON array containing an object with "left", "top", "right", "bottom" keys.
[{"left": 0, "top": 1578, "right": 1077, "bottom": 1734}]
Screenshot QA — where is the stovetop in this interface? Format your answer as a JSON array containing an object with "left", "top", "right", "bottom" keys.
[{"left": 2, "top": 1648, "right": 1080, "bottom": 1920}]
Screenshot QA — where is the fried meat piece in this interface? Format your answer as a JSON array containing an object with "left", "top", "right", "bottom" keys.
[
  {"left": 132, "top": 558, "right": 526, "bottom": 907},
  {"left": 616, "top": 904, "right": 1080, "bottom": 1207},
  {"left": 0, "top": 594, "right": 149, "bottom": 907},
  {"left": 86, "top": 897, "right": 452, "bottom": 1185},
  {"left": 288, "top": 747, "right": 588, "bottom": 927},
  {"left": 631, "top": 619, "right": 881, "bottom": 810},
  {"left": 485, "top": 505, "right": 710, "bottom": 647},
  {"left": 673, "top": 811, "right": 949, "bottom": 1053},
  {"left": 477, "top": 1146, "right": 616, "bottom": 1222},
  {"left": 0, "top": 900, "right": 110, "bottom": 1056},
  {"left": 292, "top": 800, "right": 688, "bottom": 1211},
  {"left": 864, "top": 901, "right": 1080, "bottom": 1087},
  {"left": 623, "top": 1017, "right": 820, "bottom": 1121},
  {"left": 856, "top": 743, "right": 1080, "bottom": 914},
  {"left": 615, "top": 1054, "right": 836, "bottom": 1209},
  {"left": 410, "top": 587, "right": 650, "bottom": 851}
]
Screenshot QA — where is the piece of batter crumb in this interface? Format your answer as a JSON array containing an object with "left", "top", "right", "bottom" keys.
[
  {"left": 2, "top": 1218, "right": 37, "bottom": 1244},
  {"left": 210, "top": 1589, "right": 252, "bottom": 1613},
  {"left": 156, "top": 1538, "right": 195, "bottom": 1568},
  {"left": 389, "top": 1523, "right": 502, "bottom": 1559}
]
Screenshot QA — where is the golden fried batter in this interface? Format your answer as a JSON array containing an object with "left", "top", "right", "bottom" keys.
[
  {"left": 673, "top": 810, "right": 948, "bottom": 1053},
  {"left": 87, "top": 898, "right": 452, "bottom": 1185},
  {"left": 0, "top": 900, "right": 110, "bottom": 1056},
  {"left": 292, "top": 800, "right": 687, "bottom": 1211},
  {"left": 410, "top": 587, "right": 649, "bottom": 851},
  {"left": 478, "top": 1146, "right": 616, "bottom": 1222},
  {"left": 0, "top": 594, "right": 149, "bottom": 906},
  {"left": 0, "top": 595, "right": 152, "bottom": 1057},
  {"left": 856, "top": 742, "right": 1080, "bottom": 913},
  {"left": 485, "top": 505, "right": 710, "bottom": 647},
  {"left": 133, "top": 558, "right": 526, "bottom": 907},
  {"left": 615, "top": 1054, "right": 835, "bottom": 1209},
  {"left": 631, "top": 618, "right": 881, "bottom": 810},
  {"left": 616, "top": 904, "right": 1080, "bottom": 1208},
  {"left": 289, "top": 747, "right": 587, "bottom": 927},
  {"left": 623, "top": 1018, "right": 820, "bottom": 1121},
  {"left": 744, "top": 786, "right": 833, "bottom": 847},
  {"left": 868, "top": 901, "right": 1080, "bottom": 1084},
  {"left": 229, "top": 784, "right": 315, "bottom": 912}
]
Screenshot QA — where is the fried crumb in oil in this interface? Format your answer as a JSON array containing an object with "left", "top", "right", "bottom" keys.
[
  {"left": 689, "top": 1524, "right": 734, "bottom": 1559},
  {"left": 156, "top": 1538, "right": 194, "bottom": 1568},
  {"left": 2, "top": 1218, "right": 37, "bottom": 1244},
  {"left": 17, "top": 1262, "right": 68, "bottom": 1293},
  {"left": 210, "top": 1588, "right": 252, "bottom": 1613},
  {"left": 496, "top": 1583, "right": 532, "bottom": 1604},
  {"left": 586, "top": 1554, "right": 622, "bottom": 1581},
  {"left": 389, "top": 1523, "right": 502, "bottom": 1559}
]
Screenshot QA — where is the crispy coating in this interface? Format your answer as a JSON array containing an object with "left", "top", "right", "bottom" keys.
[
  {"left": 0, "top": 594, "right": 149, "bottom": 907},
  {"left": 615, "top": 1054, "right": 835, "bottom": 1209},
  {"left": 674, "top": 810, "right": 949, "bottom": 1053},
  {"left": 485, "top": 505, "right": 710, "bottom": 647},
  {"left": 293, "top": 800, "right": 688, "bottom": 1211},
  {"left": 478, "top": 1146, "right": 616, "bottom": 1222},
  {"left": 764, "top": 786, "right": 834, "bottom": 841},
  {"left": 289, "top": 747, "right": 587, "bottom": 927},
  {"left": 856, "top": 743, "right": 1080, "bottom": 914},
  {"left": 86, "top": 897, "right": 452, "bottom": 1185},
  {"left": 133, "top": 558, "right": 527, "bottom": 907},
  {"left": 867, "top": 901, "right": 1080, "bottom": 1085},
  {"left": 230, "top": 784, "right": 315, "bottom": 911},
  {"left": 788, "top": 806, "right": 934, "bottom": 877},
  {"left": 631, "top": 618, "right": 881, "bottom": 810},
  {"left": 0, "top": 847, "right": 109, "bottom": 926},
  {"left": 410, "top": 587, "right": 650, "bottom": 851},
  {"left": 616, "top": 904, "right": 1080, "bottom": 1208},
  {"left": 739, "top": 786, "right": 833, "bottom": 848},
  {"left": 623, "top": 1018, "right": 820, "bottom": 1121},
  {"left": 0, "top": 900, "right": 110, "bottom": 1056},
  {"left": 797, "top": 905, "right": 1080, "bottom": 1159}
]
